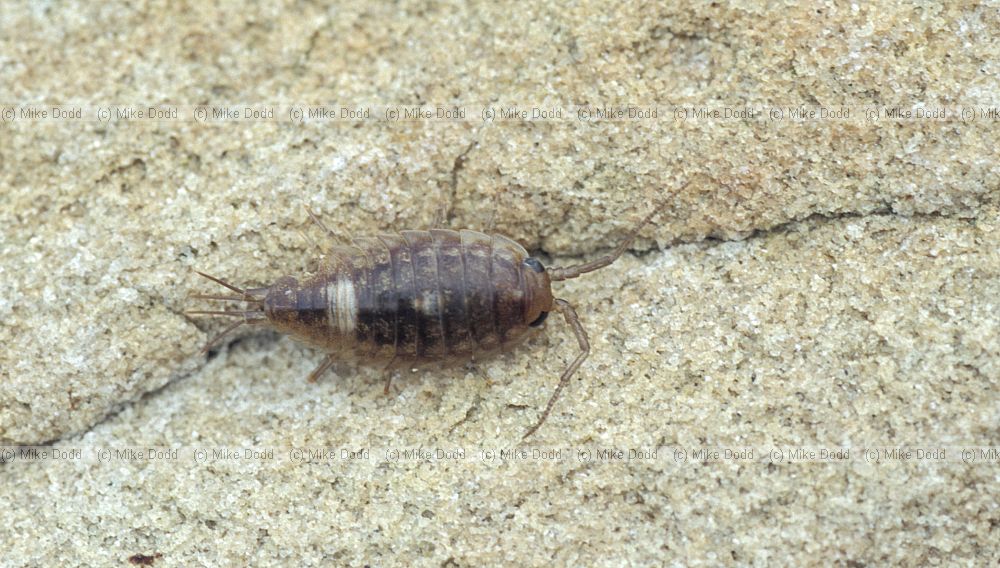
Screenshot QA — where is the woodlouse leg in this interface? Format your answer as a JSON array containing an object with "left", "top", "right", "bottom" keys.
[
  {"left": 191, "top": 315, "right": 265, "bottom": 354},
  {"left": 484, "top": 208, "right": 497, "bottom": 234},
  {"left": 381, "top": 357, "right": 399, "bottom": 395},
  {"left": 483, "top": 184, "right": 507, "bottom": 233},
  {"left": 307, "top": 355, "right": 335, "bottom": 383},
  {"left": 198, "top": 320, "right": 245, "bottom": 354},
  {"left": 306, "top": 206, "right": 336, "bottom": 237},
  {"left": 382, "top": 357, "right": 399, "bottom": 396},
  {"left": 302, "top": 207, "right": 335, "bottom": 261},
  {"left": 297, "top": 228, "right": 320, "bottom": 251},
  {"left": 522, "top": 298, "right": 590, "bottom": 440}
]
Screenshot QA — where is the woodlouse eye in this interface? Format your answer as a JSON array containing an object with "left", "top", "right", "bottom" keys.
[
  {"left": 529, "top": 311, "right": 549, "bottom": 327},
  {"left": 523, "top": 257, "right": 545, "bottom": 273}
]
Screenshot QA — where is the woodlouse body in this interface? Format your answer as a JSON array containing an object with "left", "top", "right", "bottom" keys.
[
  {"left": 190, "top": 202, "right": 666, "bottom": 438},
  {"left": 265, "top": 229, "right": 554, "bottom": 363}
]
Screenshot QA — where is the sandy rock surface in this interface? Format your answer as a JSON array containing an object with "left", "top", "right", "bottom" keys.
[{"left": 1, "top": 1, "right": 997, "bottom": 565}]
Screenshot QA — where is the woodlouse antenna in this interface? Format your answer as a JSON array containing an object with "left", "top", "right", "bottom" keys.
[
  {"left": 547, "top": 206, "right": 662, "bottom": 282},
  {"left": 547, "top": 186, "right": 682, "bottom": 282}
]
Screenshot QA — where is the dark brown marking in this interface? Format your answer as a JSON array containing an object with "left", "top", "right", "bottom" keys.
[
  {"left": 460, "top": 230, "right": 500, "bottom": 350},
  {"left": 402, "top": 230, "right": 446, "bottom": 358},
  {"left": 431, "top": 230, "right": 472, "bottom": 355},
  {"left": 128, "top": 553, "right": 163, "bottom": 566},
  {"left": 384, "top": 233, "right": 418, "bottom": 358}
]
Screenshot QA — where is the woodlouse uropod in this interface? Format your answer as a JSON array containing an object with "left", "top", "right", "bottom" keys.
[{"left": 187, "top": 200, "right": 667, "bottom": 439}]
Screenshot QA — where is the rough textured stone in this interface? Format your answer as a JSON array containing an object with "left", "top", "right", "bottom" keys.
[{"left": 1, "top": 1, "right": 997, "bottom": 566}]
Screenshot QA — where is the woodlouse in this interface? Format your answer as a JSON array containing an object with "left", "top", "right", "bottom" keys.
[{"left": 188, "top": 203, "right": 664, "bottom": 439}]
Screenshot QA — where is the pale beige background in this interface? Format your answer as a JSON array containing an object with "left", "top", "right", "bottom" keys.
[{"left": 1, "top": 1, "right": 997, "bottom": 565}]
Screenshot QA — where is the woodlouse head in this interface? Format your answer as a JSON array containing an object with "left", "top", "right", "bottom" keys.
[{"left": 522, "top": 256, "right": 554, "bottom": 328}]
